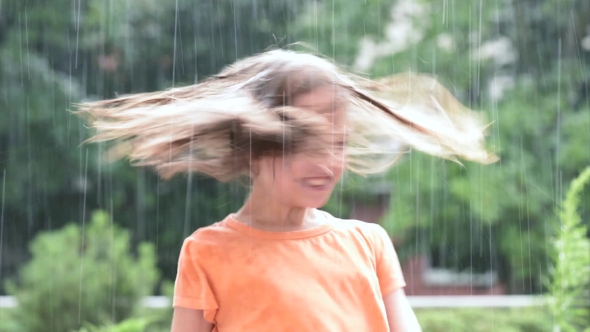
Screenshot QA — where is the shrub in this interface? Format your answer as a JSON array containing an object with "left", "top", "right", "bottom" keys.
[
  {"left": 547, "top": 166, "right": 590, "bottom": 331},
  {"left": 5, "top": 210, "right": 159, "bottom": 332},
  {"left": 416, "top": 308, "right": 551, "bottom": 332},
  {"left": 75, "top": 318, "right": 159, "bottom": 332}
]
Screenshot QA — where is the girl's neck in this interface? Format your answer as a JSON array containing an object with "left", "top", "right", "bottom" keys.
[{"left": 234, "top": 190, "right": 322, "bottom": 232}]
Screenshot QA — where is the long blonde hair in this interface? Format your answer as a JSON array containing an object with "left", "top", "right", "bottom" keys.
[{"left": 75, "top": 49, "right": 497, "bottom": 182}]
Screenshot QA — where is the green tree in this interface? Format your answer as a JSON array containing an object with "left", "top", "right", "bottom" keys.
[
  {"left": 5, "top": 210, "right": 159, "bottom": 332},
  {"left": 0, "top": 45, "right": 89, "bottom": 286}
]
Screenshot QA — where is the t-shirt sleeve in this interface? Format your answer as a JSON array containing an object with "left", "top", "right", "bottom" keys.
[
  {"left": 372, "top": 224, "right": 406, "bottom": 296},
  {"left": 173, "top": 236, "right": 219, "bottom": 312}
]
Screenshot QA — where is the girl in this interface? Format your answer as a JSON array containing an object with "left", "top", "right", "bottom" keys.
[{"left": 77, "top": 49, "right": 496, "bottom": 332}]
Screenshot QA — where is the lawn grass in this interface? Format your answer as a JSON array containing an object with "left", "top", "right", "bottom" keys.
[{"left": 415, "top": 307, "right": 552, "bottom": 332}]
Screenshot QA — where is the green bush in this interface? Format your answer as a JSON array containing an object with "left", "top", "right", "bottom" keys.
[
  {"left": 0, "top": 309, "right": 20, "bottom": 332},
  {"left": 79, "top": 307, "right": 551, "bottom": 332},
  {"left": 4, "top": 210, "right": 159, "bottom": 332},
  {"left": 547, "top": 166, "right": 590, "bottom": 332},
  {"left": 73, "top": 281, "right": 175, "bottom": 332},
  {"left": 416, "top": 308, "right": 551, "bottom": 332},
  {"left": 75, "top": 318, "right": 161, "bottom": 332}
]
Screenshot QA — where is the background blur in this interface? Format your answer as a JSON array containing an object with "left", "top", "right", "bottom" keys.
[{"left": 1, "top": 0, "right": 589, "bottom": 331}]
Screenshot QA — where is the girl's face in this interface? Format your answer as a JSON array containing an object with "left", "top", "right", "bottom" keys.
[{"left": 252, "top": 87, "right": 347, "bottom": 209}]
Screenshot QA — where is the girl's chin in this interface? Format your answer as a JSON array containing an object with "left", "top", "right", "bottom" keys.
[{"left": 294, "top": 194, "right": 333, "bottom": 209}]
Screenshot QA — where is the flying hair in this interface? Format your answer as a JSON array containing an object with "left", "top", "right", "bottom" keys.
[{"left": 75, "top": 49, "right": 498, "bottom": 182}]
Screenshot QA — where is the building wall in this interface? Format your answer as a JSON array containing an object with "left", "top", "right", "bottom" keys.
[{"left": 401, "top": 255, "right": 506, "bottom": 296}]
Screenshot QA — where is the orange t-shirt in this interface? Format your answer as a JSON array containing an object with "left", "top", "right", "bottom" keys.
[{"left": 173, "top": 210, "right": 406, "bottom": 332}]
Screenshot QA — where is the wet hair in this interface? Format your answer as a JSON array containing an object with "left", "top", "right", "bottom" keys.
[{"left": 75, "top": 49, "right": 497, "bottom": 182}]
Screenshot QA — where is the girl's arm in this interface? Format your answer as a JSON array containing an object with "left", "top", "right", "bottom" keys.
[
  {"left": 383, "top": 288, "right": 422, "bottom": 332},
  {"left": 171, "top": 308, "right": 214, "bottom": 332}
]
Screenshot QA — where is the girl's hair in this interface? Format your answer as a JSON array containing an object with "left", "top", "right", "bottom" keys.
[{"left": 75, "top": 49, "right": 497, "bottom": 182}]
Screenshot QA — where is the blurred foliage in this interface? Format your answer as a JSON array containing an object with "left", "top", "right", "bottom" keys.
[
  {"left": 41, "top": 281, "right": 175, "bottom": 332},
  {"left": 0, "top": 309, "right": 19, "bottom": 332},
  {"left": 39, "top": 306, "right": 554, "bottom": 332},
  {"left": 415, "top": 307, "right": 551, "bottom": 332},
  {"left": 546, "top": 166, "right": 590, "bottom": 331},
  {"left": 75, "top": 318, "right": 162, "bottom": 332},
  {"left": 3, "top": 211, "right": 158, "bottom": 332}
]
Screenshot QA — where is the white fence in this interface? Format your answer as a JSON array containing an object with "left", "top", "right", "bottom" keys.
[{"left": 0, "top": 295, "right": 545, "bottom": 309}]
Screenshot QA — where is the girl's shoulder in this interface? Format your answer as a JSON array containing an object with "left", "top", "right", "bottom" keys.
[
  {"left": 321, "top": 211, "right": 390, "bottom": 242},
  {"left": 321, "top": 212, "right": 395, "bottom": 262},
  {"left": 181, "top": 219, "right": 238, "bottom": 249}
]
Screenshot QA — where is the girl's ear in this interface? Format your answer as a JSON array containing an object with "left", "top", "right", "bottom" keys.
[{"left": 250, "top": 155, "right": 280, "bottom": 182}]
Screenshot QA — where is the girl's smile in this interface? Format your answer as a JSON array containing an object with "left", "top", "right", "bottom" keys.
[{"left": 298, "top": 176, "right": 335, "bottom": 191}]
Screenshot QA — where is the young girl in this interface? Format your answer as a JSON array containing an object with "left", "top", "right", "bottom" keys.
[{"left": 77, "top": 49, "right": 496, "bottom": 331}]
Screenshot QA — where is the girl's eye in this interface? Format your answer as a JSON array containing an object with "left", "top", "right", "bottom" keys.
[{"left": 329, "top": 142, "right": 346, "bottom": 154}]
